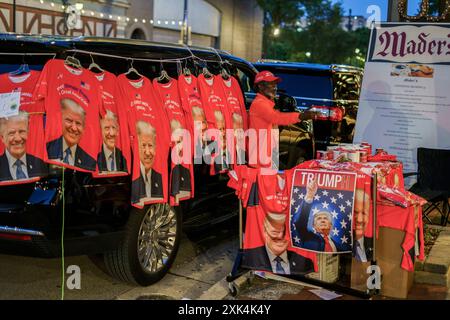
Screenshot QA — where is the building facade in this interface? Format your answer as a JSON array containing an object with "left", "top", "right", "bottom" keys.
[{"left": 0, "top": 0, "right": 263, "bottom": 61}]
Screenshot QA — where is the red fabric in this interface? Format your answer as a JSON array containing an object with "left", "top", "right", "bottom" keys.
[
  {"left": 116, "top": 74, "right": 170, "bottom": 208},
  {"left": 153, "top": 78, "right": 194, "bottom": 206},
  {"left": 178, "top": 74, "right": 208, "bottom": 159},
  {"left": 217, "top": 75, "right": 248, "bottom": 168},
  {"left": 34, "top": 59, "right": 102, "bottom": 172},
  {"left": 248, "top": 93, "right": 299, "bottom": 168},
  {"left": 377, "top": 203, "right": 425, "bottom": 271},
  {"left": 0, "top": 71, "right": 47, "bottom": 185},
  {"left": 197, "top": 74, "right": 230, "bottom": 175},
  {"left": 228, "top": 165, "right": 318, "bottom": 272},
  {"left": 92, "top": 71, "right": 131, "bottom": 178}
]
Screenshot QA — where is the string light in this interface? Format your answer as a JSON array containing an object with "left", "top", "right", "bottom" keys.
[
  {"left": 36, "top": 0, "right": 189, "bottom": 26},
  {"left": 398, "top": 0, "right": 450, "bottom": 22}
]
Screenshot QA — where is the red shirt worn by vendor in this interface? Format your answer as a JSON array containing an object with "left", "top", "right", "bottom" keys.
[{"left": 248, "top": 71, "right": 299, "bottom": 169}]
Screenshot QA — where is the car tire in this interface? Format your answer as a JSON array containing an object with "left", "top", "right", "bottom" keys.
[{"left": 104, "top": 203, "right": 181, "bottom": 286}]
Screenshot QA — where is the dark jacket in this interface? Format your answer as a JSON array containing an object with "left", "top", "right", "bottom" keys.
[
  {"left": 131, "top": 169, "right": 163, "bottom": 204},
  {"left": 292, "top": 201, "right": 346, "bottom": 252},
  {"left": 46, "top": 136, "right": 96, "bottom": 171},
  {"left": 352, "top": 236, "right": 374, "bottom": 262},
  {"left": 97, "top": 145, "right": 127, "bottom": 172},
  {"left": 242, "top": 246, "right": 314, "bottom": 275},
  {"left": 170, "top": 164, "right": 191, "bottom": 196},
  {"left": 0, "top": 153, "right": 48, "bottom": 182}
]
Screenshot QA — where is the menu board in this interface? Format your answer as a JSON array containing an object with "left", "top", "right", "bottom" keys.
[{"left": 354, "top": 23, "right": 450, "bottom": 184}]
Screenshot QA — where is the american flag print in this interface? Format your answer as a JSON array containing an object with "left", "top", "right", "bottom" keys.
[{"left": 289, "top": 169, "right": 357, "bottom": 254}]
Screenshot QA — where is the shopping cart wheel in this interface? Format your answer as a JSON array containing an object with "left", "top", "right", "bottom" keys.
[{"left": 228, "top": 281, "right": 239, "bottom": 297}]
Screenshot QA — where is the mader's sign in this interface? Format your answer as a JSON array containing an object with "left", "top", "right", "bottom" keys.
[
  {"left": 373, "top": 26, "right": 450, "bottom": 62},
  {"left": 355, "top": 23, "right": 450, "bottom": 185}
]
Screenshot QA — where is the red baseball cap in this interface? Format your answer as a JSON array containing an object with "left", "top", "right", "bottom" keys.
[{"left": 254, "top": 70, "right": 281, "bottom": 84}]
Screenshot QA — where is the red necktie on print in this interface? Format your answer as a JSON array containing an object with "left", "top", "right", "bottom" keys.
[{"left": 323, "top": 234, "right": 334, "bottom": 252}]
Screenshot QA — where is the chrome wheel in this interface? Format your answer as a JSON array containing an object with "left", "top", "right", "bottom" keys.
[{"left": 137, "top": 204, "right": 177, "bottom": 273}]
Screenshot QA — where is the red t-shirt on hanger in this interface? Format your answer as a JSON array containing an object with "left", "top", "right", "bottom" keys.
[
  {"left": 198, "top": 74, "right": 231, "bottom": 175},
  {"left": 116, "top": 74, "right": 170, "bottom": 208},
  {"left": 217, "top": 75, "right": 248, "bottom": 167},
  {"left": 34, "top": 59, "right": 102, "bottom": 172},
  {"left": 92, "top": 70, "right": 131, "bottom": 178},
  {"left": 153, "top": 78, "right": 194, "bottom": 206},
  {"left": 178, "top": 74, "right": 209, "bottom": 160},
  {"left": 0, "top": 70, "right": 48, "bottom": 186}
]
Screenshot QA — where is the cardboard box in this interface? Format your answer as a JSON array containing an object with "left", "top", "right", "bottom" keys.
[
  {"left": 351, "top": 227, "right": 414, "bottom": 299},
  {"left": 306, "top": 253, "right": 340, "bottom": 283}
]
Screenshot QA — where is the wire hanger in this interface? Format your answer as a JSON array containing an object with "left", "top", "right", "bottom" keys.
[
  {"left": 210, "top": 47, "right": 230, "bottom": 80},
  {"left": 9, "top": 53, "right": 30, "bottom": 76},
  {"left": 157, "top": 60, "right": 171, "bottom": 84},
  {"left": 125, "top": 58, "right": 143, "bottom": 79},
  {"left": 64, "top": 51, "right": 82, "bottom": 70},
  {"left": 202, "top": 65, "right": 213, "bottom": 79},
  {"left": 88, "top": 53, "right": 104, "bottom": 73},
  {"left": 182, "top": 58, "right": 191, "bottom": 76}
]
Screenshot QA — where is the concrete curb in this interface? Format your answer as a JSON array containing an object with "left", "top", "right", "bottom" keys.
[
  {"left": 197, "top": 273, "right": 250, "bottom": 300},
  {"left": 415, "top": 226, "right": 450, "bottom": 288}
]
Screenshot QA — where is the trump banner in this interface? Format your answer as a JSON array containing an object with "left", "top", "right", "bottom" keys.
[{"left": 289, "top": 169, "right": 357, "bottom": 254}]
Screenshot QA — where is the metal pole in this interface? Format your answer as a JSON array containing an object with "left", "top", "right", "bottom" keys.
[
  {"left": 182, "top": 0, "right": 189, "bottom": 45},
  {"left": 372, "top": 172, "right": 377, "bottom": 263},
  {"left": 387, "top": 0, "right": 401, "bottom": 22},
  {"left": 12, "top": 0, "right": 16, "bottom": 32}
]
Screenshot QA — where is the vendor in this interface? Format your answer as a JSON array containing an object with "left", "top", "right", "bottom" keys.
[{"left": 248, "top": 71, "right": 317, "bottom": 169}]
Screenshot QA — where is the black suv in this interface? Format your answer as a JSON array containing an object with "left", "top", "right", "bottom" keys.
[
  {"left": 0, "top": 35, "right": 309, "bottom": 286},
  {"left": 251, "top": 62, "right": 363, "bottom": 153}
]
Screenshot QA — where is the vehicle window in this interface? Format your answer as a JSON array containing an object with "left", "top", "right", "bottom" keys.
[
  {"left": 237, "top": 68, "right": 253, "bottom": 93},
  {"left": 273, "top": 71, "right": 333, "bottom": 100}
]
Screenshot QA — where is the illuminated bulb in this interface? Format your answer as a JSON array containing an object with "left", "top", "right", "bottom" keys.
[
  {"left": 40, "top": 0, "right": 43, "bottom": 4},
  {"left": 172, "top": 21, "right": 175, "bottom": 25},
  {"left": 100, "top": 13, "right": 104, "bottom": 18},
  {"left": 178, "top": 21, "right": 182, "bottom": 26},
  {"left": 126, "top": 17, "right": 130, "bottom": 22},
  {"left": 134, "top": 18, "right": 138, "bottom": 22},
  {"left": 142, "top": 19, "right": 146, "bottom": 23},
  {"left": 118, "top": 16, "right": 121, "bottom": 20},
  {"left": 109, "top": 15, "right": 113, "bottom": 19},
  {"left": 61, "top": 5, "right": 65, "bottom": 9},
  {"left": 50, "top": 2, "right": 54, "bottom": 7},
  {"left": 91, "top": 11, "right": 95, "bottom": 16},
  {"left": 157, "top": 20, "right": 161, "bottom": 24},
  {"left": 81, "top": 9, "right": 85, "bottom": 14},
  {"left": 165, "top": 20, "right": 169, "bottom": 25},
  {"left": 150, "top": 20, "right": 154, "bottom": 24}
]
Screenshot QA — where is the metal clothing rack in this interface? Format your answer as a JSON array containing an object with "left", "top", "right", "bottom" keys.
[{"left": 226, "top": 171, "right": 380, "bottom": 299}]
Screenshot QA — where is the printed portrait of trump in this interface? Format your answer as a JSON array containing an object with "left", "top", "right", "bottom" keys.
[
  {"left": 46, "top": 98, "right": 96, "bottom": 170},
  {"left": 0, "top": 112, "right": 47, "bottom": 181}
]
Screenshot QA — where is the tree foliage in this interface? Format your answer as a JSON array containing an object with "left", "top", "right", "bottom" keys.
[{"left": 257, "top": 0, "right": 371, "bottom": 67}]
